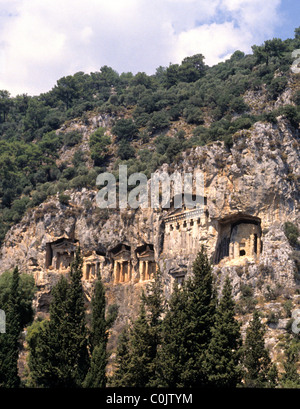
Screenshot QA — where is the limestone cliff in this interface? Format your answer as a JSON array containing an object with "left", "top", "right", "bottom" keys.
[{"left": 0, "top": 115, "right": 299, "bottom": 363}]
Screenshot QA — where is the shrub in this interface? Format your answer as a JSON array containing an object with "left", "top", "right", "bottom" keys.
[
  {"left": 63, "top": 130, "right": 82, "bottom": 147},
  {"left": 58, "top": 193, "right": 71, "bottom": 205},
  {"left": 284, "top": 222, "right": 299, "bottom": 246}
]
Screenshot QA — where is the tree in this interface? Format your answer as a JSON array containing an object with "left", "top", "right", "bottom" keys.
[
  {"left": 112, "top": 118, "right": 139, "bottom": 141},
  {"left": 84, "top": 277, "right": 108, "bottom": 388},
  {"left": 252, "top": 38, "right": 287, "bottom": 66},
  {"left": 179, "top": 54, "right": 206, "bottom": 83},
  {"left": 27, "top": 249, "right": 90, "bottom": 387},
  {"left": 112, "top": 271, "right": 164, "bottom": 387},
  {"left": 157, "top": 246, "right": 216, "bottom": 387},
  {"left": 156, "top": 282, "right": 190, "bottom": 387},
  {"left": 182, "top": 246, "right": 216, "bottom": 386},
  {"left": 0, "top": 90, "right": 12, "bottom": 123},
  {"left": 280, "top": 335, "right": 300, "bottom": 388},
  {"left": 54, "top": 75, "right": 79, "bottom": 110},
  {"left": 111, "top": 327, "right": 132, "bottom": 387},
  {"left": 141, "top": 270, "right": 165, "bottom": 386},
  {"left": 206, "top": 276, "right": 243, "bottom": 387},
  {"left": 243, "top": 310, "right": 275, "bottom": 387},
  {"left": 0, "top": 267, "right": 21, "bottom": 388}
]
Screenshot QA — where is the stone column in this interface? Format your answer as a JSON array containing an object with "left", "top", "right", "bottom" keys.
[
  {"left": 233, "top": 242, "right": 240, "bottom": 259},
  {"left": 257, "top": 237, "right": 261, "bottom": 257},
  {"left": 229, "top": 243, "right": 234, "bottom": 260},
  {"left": 113, "top": 261, "right": 118, "bottom": 284},
  {"left": 145, "top": 260, "right": 149, "bottom": 280},
  {"left": 249, "top": 234, "right": 255, "bottom": 257},
  {"left": 91, "top": 264, "right": 95, "bottom": 280},
  {"left": 139, "top": 260, "right": 144, "bottom": 282},
  {"left": 120, "top": 262, "right": 124, "bottom": 282}
]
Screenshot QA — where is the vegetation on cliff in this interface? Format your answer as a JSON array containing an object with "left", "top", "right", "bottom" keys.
[{"left": 0, "top": 30, "right": 299, "bottom": 246}]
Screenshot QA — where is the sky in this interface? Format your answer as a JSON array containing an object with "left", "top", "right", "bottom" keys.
[{"left": 0, "top": 0, "right": 298, "bottom": 96}]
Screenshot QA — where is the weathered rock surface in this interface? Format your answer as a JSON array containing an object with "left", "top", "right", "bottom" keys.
[{"left": 0, "top": 116, "right": 299, "bottom": 358}]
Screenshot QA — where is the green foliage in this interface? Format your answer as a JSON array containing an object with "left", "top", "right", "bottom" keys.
[
  {"left": 206, "top": 277, "right": 243, "bottom": 387},
  {"left": 157, "top": 246, "right": 216, "bottom": 387},
  {"left": 280, "top": 335, "right": 300, "bottom": 388},
  {"left": 243, "top": 310, "right": 276, "bottom": 387},
  {"left": 117, "top": 140, "right": 135, "bottom": 160},
  {"left": 27, "top": 249, "right": 90, "bottom": 387},
  {"left": 89, "top": 127, "right": 111, "bottom": 166},
  {"left": 58, "top": 193, "right": 71, "bottom": 205},
  {"left": 284, "top": 222, "right": 299, "bottom": 247},
  {"left": 112, "top": 118, "right": 139, "bottom": 141},
  {"left": 0, "top": 268, "right": 35, "bottom": 387},
  {"left": 112, "top": 271, "right": 164, "bottom": 387}
]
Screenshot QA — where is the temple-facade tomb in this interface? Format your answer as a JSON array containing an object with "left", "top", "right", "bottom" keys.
[
  {"left": 45, "top": 238, "right": 78, "bottom": 271},
  {"left": 82, "top": 251, "right": 105, "bottom": 281},
  {"left": 111, "top": 244, "right": 133, "bottom": 284},
  {"left": 136, "top": 244, "right": 157, "bottom": 282}
]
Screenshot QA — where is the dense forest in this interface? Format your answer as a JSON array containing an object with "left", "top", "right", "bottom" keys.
[{"left": 0, "top": 30, "right": 299, "bottom": 247}]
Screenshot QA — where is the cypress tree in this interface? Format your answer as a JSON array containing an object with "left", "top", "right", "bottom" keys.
[
  {"left": 158, "top": 246, "right": 215, "bottom": 387},
  {"left": 111, "top": 326, "right": 132, "bottom": 387},
  {"left": 27, "top": 248, "right": 89, "bottom": 387},
  {"left": 182, "top": 246, "right": 216, "bottom": 386},
  {"left": 206, "top": 276, "right": 243, "bottom": 387},
  {"left": 84, "top": 276, "right": 108, "bottom": 388},
  {"left": 112, "top": 271, "right": 164, "bottom": 387},
  {"left": 156, "top": 281, "right": 190, "bottom": 387},
  {"left": 63, "top": 247, "right": 90, "bottom": 386},
  {"left": 243, "top": 310, "right": 274, "bottom": 387},
  {"left": 280, "top": 335, "right": 300, "bottom": 388},
  {"left": 0, "top": 267, "right": 21, "bottom": 388},
  {"left": 126, "top": 299, "right": 152, "bottom": 387},
  {"left": 141, "top": 269, "right": 164, "bottom": 386}
]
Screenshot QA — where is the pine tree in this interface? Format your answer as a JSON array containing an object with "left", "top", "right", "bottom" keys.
[
  {"left": 84, "top": 276, "right": 108, "bottom": 388},
  {"left": 243, "top": 310, "right": 274, "bottom": 387},
  {"left": 206, "top": 276, "right": 243, "bottom": 387},
  {"left": 0, "top": 267, "right": 21, "bottom": 387}
]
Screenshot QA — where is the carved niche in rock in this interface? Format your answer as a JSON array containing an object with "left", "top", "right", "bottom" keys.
[
  {"left": 82, "top": 251, "right": 105, "bottom": 281},
  {"left": 45, "top": 238, "right": 78, "bottom": 272},
  {"left": 136, "top": 244, "right": 157, "bottom": 282},
  {"left": 110, "top": 244, "right": 133, "bottom": 284},
  {"left": 214, "top": 214, "right": 262, "bottom": 264}
]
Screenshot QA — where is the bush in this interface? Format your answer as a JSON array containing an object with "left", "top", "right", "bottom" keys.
[
  {"left": 284, "top": 222, "right": 299, "bottom": 247},
  {"left": 117, "top": 140, "right": 135, "bottom": 160},
  {"left": 147, "top": 111, "right": 170, "bottom": 134},
  {"left": 112, "top": 118, "right": 139, "bottom": 141},
  {"left": 63, "top": 130, "right": 82, "bottom": 147},
  {"left": 58, "top": 193, "right": 71, "bottom": 205}
]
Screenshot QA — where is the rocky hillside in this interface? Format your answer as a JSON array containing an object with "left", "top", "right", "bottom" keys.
[{"left": 0, "top": 33, "right": 300, "bottom": 372}]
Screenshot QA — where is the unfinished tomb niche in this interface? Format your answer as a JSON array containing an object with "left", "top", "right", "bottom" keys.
[
  {"left": 136, "top": 244, "right": 157, "bottom": 282},
  {"left": 45, "top": 238, "right": 78, "bottom": 271},
  {"left": 214, "top": 215, "right": 262, "bottom": 264},
  {"left": 111, "top": 244, "right": 132, "bottom": 284}
]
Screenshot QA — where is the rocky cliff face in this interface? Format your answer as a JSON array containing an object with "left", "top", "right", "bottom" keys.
[{"left": 0, "top": 115, "right": 299, "bottom": 361}]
